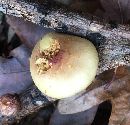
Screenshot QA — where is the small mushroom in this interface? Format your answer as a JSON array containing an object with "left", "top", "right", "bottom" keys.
[
  {"left": 30, "top": 33, "right": 99, "bottom": 99},
  {"left": 0, "top": 94, "right": 21, "bottom": 116}
]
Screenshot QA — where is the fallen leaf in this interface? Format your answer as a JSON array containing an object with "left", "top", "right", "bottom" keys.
[
  {"left": 121, "top": 112, "right": 130, "bottom": 125},
  {"left": 0, "top": 15, "right": 54, "bottom": 96},
  {"left": 49, "top": 67, "right": 130, "bottom": 125},
  {"left": 0, "top": 45, "right": 32, "bottom": 96},
  {"left": 98, "top": 0, "right": 130, "bottom": 23},
  {"left": 54, "top": 0, "right": 130, "bottom": 24},
  {"left": 50, "top": 105, "right": 98, "bottom": 125},
  {"left": 6, "top": 16, "right": 53, "bottom": 50},
  {"left": 70, "top": 0, "right": 104, "bottom": 14}
]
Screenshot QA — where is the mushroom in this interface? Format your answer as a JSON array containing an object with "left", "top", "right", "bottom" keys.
[
  {"left": 0, "top": 94, "right": 21, "bottom": 116},
  {"left": 30, "top": 33, "right": 99, "bottom": 99}
]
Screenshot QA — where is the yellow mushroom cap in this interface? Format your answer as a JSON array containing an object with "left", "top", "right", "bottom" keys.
[{"left": 30, "top": 33, "right": 99, "bottom": 99}]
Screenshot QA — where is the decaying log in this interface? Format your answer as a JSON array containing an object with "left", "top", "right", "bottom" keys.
[{"left": 0, "top": 0, "right": 129, "bottom": 125}]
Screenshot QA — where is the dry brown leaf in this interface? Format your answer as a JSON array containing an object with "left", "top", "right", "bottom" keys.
[
  {"left": 50, "top": 105, "right": 98, "bottom": 125},
  {"left": 98, "top": 0, "right": 130, "bottom": 23},
  {"left": 6, "top": 16, "right": 53, "bottom": 50},
  {"left": 0, "top": 45, "right": 32, "bottom": 96},
  {"left": 55, "top": 0, "right": 130, "bottom": 23},
  {"left": 70, "top": 0, "right": 103, "bottom": 14},
  {"left": 50, "top": 67, "right": 130, "bottom": 125},
  {"left": 0, "top": 15, "right": 54, "bottom": 96}
]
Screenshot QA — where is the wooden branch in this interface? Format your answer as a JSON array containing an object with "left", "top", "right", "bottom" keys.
[{"left": 0, "top": 85, "right": 55, "bottom": 125}]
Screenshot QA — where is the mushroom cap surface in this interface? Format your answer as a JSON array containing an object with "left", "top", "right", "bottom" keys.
[{"left": 30, "top": 33, "right": 99, "bottom": 99}]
